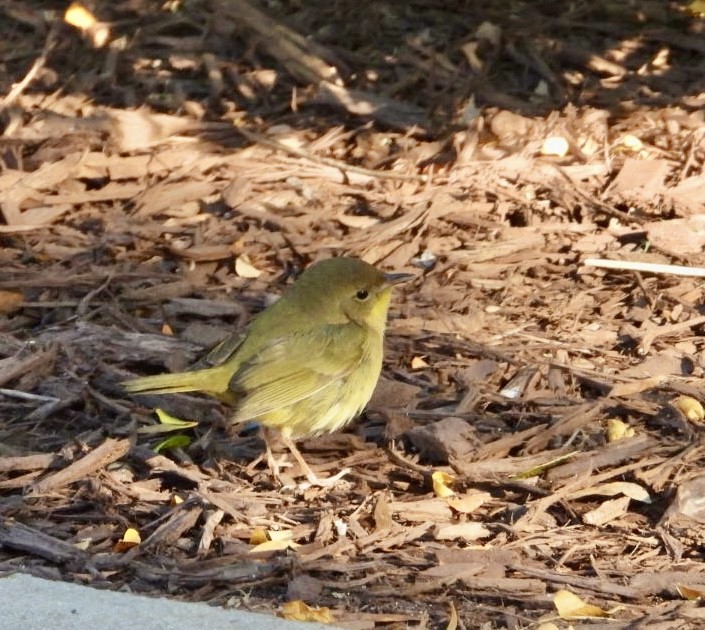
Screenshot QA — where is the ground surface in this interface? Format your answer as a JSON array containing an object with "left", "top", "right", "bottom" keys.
[{"left": 3, "top": 1, "right": 705, "bottom": 628}]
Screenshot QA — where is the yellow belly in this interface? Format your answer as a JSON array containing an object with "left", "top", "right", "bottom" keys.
[{"left": 258, "top": 333, "right": 384, "bottom": 439}]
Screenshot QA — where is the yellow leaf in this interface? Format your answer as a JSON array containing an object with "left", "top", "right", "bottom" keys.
[
  {"left": 606, "top": 418, "right": 635, "bottom": 442},
  {"left": 687, "top": 0, "right": 705, "bottom": 15},
  {"left": 122, "top": 528, "right": 141, "bottom": 544},
  {"left": 249, "top": 527, "right": 269, "bottom": 545},
  {"left": 553, "top": 589, "right": 609, "bottom": 619},
  {"left": 114, "top": 527, "right": 141, "bottom": 552},
  {"left": 249, "top": 528, "right": 299, "bottom": 552},
  {"left": 411, "top": 356, "right": 429, "bottom": 370},
  {"left": 235, "top": 254, "right": 262, "bottom": 278},
  {"left": 541, "top": 136, "right": 569, "bottom": 157},
  {"left": 161, "top": 322, "right": 174, "bottom": 336},
  {"left": 447, "top": 491, "right": 491, "bottom": 514},
  {"left": 64, "top": 2, "right": 97, "bottom": 30},
  {"left": 268, "top": 530, "right": 294, "bottom": 542},
  {"left": 138, "top": 408, "right": 200, "bottom": 434},
  {"left": 512, "top": 451, "right": 578, "bottom": 479},
  {"left": 171, "top": 494, "right": 184, "bottom": 505},
  {"left": 250, "top": 538, "right": 300, "bottom": 553},
  {"left": 0, "top": 290, "right": 23, "bottom": 315},
  {"left": 432, "top": 471, "right": 456, "bottom": 498},
  {"left": 677, "top": 584, "right": 705, "bottom": 600},
  {"left": 281, "top": 600, "right": 334, "bottom": 623},
  {"left": 672, "top": 395, "right": 705, "bottom": 422},
  {"left": 617, "top": 134, "right": 643, "bottom": 152}
]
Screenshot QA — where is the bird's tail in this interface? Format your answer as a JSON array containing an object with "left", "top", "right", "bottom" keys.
[{"left": 122, "top": 366, "right": 232, "bottom": 397}]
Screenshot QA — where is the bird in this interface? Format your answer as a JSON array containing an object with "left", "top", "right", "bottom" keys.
[{"left": 123, "top": 256, "right": 412, "bottom": 486}]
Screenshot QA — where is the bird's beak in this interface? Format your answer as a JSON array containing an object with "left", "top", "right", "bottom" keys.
[{"left": 384, "top": 272, "right": 414, "bottom": 286}]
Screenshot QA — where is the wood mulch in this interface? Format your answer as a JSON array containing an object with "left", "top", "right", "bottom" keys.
[{"left": 3, "top": 1, "right": 705, "bottom": 627}]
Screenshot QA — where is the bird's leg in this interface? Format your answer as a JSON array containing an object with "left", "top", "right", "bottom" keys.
[
  {"left": 251, "top": 427, "right": 292, "bottom": 483},
  {"left": 280, "top": 433, "right": 350, "bottom": 488}
]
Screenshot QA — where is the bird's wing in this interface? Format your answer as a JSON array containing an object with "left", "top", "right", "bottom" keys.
[
  {"left": 230, "top": 323, "right": 367, "bottom": 421},
  {"left": 189, "top": 331, "right": 246, "bottom": 370}
]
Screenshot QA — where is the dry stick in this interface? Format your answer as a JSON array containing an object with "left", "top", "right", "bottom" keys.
[
  {"left": 584, "top": 258, "right": 705, "bottom": 277},
  {"left": 1, "top": 22, "right": 59, "bottom": 109},
  {"left": 234, "top": 125, "right": 430, "bottom": 183},
  {"left": 215, "top": 0, "right": 341, "bottom": 85},
  {"left": 585, "top": 258, "right": 705, "bottom": 352},
  {"left": 30, "top": 437, "right": 131, "bottom": 493}
]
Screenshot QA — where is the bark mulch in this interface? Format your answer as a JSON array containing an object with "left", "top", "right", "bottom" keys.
[{"left": 3, "top": 1, "right": 705, "bottom": 628}]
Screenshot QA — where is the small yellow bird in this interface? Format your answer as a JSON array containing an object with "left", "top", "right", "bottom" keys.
[{"left": 123, "top": 257, "right": 411, "bottom": 485}]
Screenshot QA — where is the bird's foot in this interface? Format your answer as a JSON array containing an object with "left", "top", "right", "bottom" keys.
[{"left": 296, "top": 467, "right": 351, "bottom": 491}]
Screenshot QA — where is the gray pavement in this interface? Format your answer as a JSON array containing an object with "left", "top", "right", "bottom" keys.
[{"left": 0, "top": 573, "right": 333, "bottom": 630}]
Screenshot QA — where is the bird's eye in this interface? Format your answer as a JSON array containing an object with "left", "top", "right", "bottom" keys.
[{"left": 355, "top": 289, "right": 369, "bottom": 301}]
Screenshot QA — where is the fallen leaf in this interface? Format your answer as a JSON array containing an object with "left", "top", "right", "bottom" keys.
[
  {"left": 447, "top": 492, "right": 491, "bottom": 514},
  {"left": 672, "top": 395, "right": 705, "bottom": 422},
  {"left": 434, "top": 522, "right": 490, "bottom": 542},
  {"left": 432, "top": 471, "right": 456, "bottom": 498},
  {"left": 677, "top": 584, "right": 705, "bottom": 600},
  {"left": 411, "top": 355, "right": 429, "bottom": 369},
  {"left": 281, "top": 601, "right": 334, "bottom": 624},
  {"left": 0, "top": 290, "right": 23, "bottom": 315},
  {"left": 235, "top": 254, "right": 262, "bottom": 278},
  {"left": 687, "top": 0, "right": 705, "bottom": 16},
  {"left": 606, "top": 418, "right": 635, "bottom": 442},
  {"left": 154, "top": 434, "right": 191, "bottom": 453},
  {"left": 249, "top": 529, "right": 299, "bottom": 552},
  {"left": 137, "top": 408, "right": 199, "bottom": 434},
  {"left": 114, "top": 527, "right": 141, "bottom": 552},
  {"left": 615, "top": 134, "right": 643, "bottom": 152},
  {"left": 582, "top": 495, "right": 630, "bottom": 526},
  {"left": 64, "top": 2, "right": 96, "bottom": 30},
  {"left": 570, "top": 481, "right": 651, "bottom": 503},
  {"left": 249, "top": 527, "right": 269, "bottom": 545},
  {"left": 553, "top": 589, "right": 609, "bottom": 619},
  {"left": 541, "top": 136, "right": 569, "bottom": 157}
]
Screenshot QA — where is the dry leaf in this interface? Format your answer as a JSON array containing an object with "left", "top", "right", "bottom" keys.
[
  {"left": 672, "top": 395, "right": 705, "bottom": 422},
  {"left": 582, "top": 495, "right": 631, "bottom": 526},
  {"left": 0, "top": 290, "right": 23, "bottom": 315},
  {"left": 411, "top": 355, "right": 429, "bottom": 370},
  {"left": 616, "top": 134, "right": 644, "bottom": 152},
  {"left": 553, "top": 589, "right": 609, "bottom": 619},
  {"left": 570, "top": 481, "right": 651, "bottom": 503},
  {"left": 114, "top": 527, "right": 141, "bottom": 552},
  {"left": 64, "top": 2, "right": 96, "bottom": 30},
  {"left": 435, "top": 522, "right": 490, "bottom": 542},
  {"left": 606, "top": 418, "right": 635, "bottom": 442},
  {"left": 249, "top": 527, "right": 269, "bottom": 545},
  {"left": 677, "top": 584, "right": 705, "bottom": 600},
  {"left": 541, "top": 136, "right": 569, "bottom": 157},
  {"left": 250, "top": 529, "right": 299, "bottom": 552},
  {"left": 447, "top": 492, "right": 491, "bottom": 514},
  {"left": 337, "top": 212, "right": 380, "bottom": 229},
  {"left": 663, "top": 475, "right": 705, "bottom": 523},
  {"left": 281, "top": 601, "right": 334, "bottom": 623},
  {"left": 235, "top": 254, "right": 262, "bottom": 278},
  {"left": 161, "top": 322, "right": 174, "bottom": 336},
  {"left": 687, "top": 0, "right": 705, "bottom": 16},
  {"left": 432, "top": 471, "right": 456, "bottom": 498},
  {"left": 609, "top": 376, "right": 666, "bottom": 398},
  {"left": 64, "top": 1, "right": 109, "bottom": 47}
]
